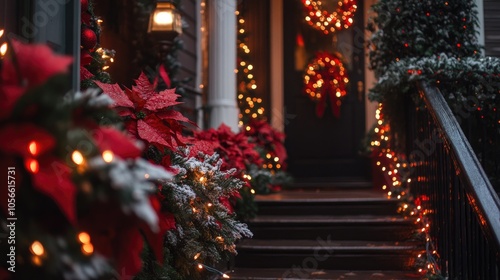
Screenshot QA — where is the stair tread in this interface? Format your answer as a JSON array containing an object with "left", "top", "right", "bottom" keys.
[
  {"left": 256, "top": 190, "right": 392, "bottom": 203},
  {"left": 227, "top": 268, "right": 421, "bottom": 280},
  {"left": 251, "top": 215, "right": 411, "bottom": 224},
  {"left": 238, "top": 239, "right": 418, "bottom": 251}
]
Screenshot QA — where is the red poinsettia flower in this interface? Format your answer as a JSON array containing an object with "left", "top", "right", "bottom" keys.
[
  {"left": 91, "top": 127, "right": 143, "bottom": 159},
  {"left": 81, "top": 203, "right": 145, "bottom": 278},
  {"left": 0, "top": 39, "right": 72, "bottom": 120},
  {"left": 0, "top": 123, "right": 77, "bottom": 224},
  {"left": 245, "top": 119, "right": 287, "bottom": 167},
  {"left": 193, "top": 124, "right": 262, "bottom": 174},
  {"left": 141, "top": 196, "right": 176, "bottom": 263},
  {"left": 96, "top": 73, "right": 194, "bottom": 150}
]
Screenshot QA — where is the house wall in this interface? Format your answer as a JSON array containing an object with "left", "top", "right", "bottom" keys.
[
  {"left": 484, "top": 0, "right": 500, "bottom": 57},
  {"left": 364, "top": 0, "right": 378, "bottom": 133}
]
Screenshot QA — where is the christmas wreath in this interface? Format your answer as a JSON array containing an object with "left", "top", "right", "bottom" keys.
[
  {"left": 304, "top": 51, "right": 349, "bottom": 118},
  {"left": 302, "top": 0, "right": 357, "bottom": 34}
]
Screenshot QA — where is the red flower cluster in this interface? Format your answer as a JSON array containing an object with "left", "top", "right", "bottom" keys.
[
  {"left": 96, "top": 73, "right": 194, "bottom": 150},
  {"left": 244, "top": 119, "right": 287, "bottom": 168},
  {"left": 193, "top": 124, "right": 262, "bottom": 174},
  {"left": 0, "top": 40, "right": 174, "bottom": 278}
]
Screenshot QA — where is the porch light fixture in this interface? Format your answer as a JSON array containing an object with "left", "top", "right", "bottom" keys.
[{"left": 148, "top": 0, "right": 182, "bottom": 42}]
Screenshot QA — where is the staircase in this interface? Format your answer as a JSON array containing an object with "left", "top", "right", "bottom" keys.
[{"left": 228, "top": 187, "right": 421, "bottom": 280}]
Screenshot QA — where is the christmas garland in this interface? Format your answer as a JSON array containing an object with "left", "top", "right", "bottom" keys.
[
  {"left": 302, "top": 0, "right": 357, "bottom": 34},
  {"left": 304, "top": 52, "right": 349, "bottom": 118}
]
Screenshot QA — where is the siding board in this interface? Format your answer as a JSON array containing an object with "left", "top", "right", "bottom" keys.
[{"left": 484, "top": 0, "right": 500, "bottom": 57}]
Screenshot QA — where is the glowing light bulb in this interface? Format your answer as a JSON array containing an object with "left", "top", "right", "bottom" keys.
[
  {"left": 26, "top": 159, "right": 39, "bottom": 174},
  {"left": 0, "top": 42, "right": 7, "bottom": 57},
  {"left": 250, "top": 189, "right": 256, "bottom": 194},
  {"left": 72, "top": 150, "right": 84, "bottom": 165},
  {"left": 102, "top": 150, "right": 114, "bottom": 163},
  {"left": 154, "top": 11, "right": 173, "bottom": 25},
  {"left": 194, "top": 252, "right": 201, "bottom": 260},
  {"left": 28, "top": 141, "right": 39, "bottom": 156},
  {"left": 222, "top": 274, "right": 230, "bottom": 278},
  {"left": 82, "top": 243, "right": 94, "bottom": 255},
  {"left": 30, "top": 241, "right": 45, "bottom": 256},
  {"left": 78, "top": 232, "right": 91, "bottom": 244}
]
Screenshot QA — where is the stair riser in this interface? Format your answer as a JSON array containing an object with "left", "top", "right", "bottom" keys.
[
  {"left": 257, "top": 203, "right": 399, "bottom": 216},
  {"left": 249, "top": 225, "right": 414, "bottom": 241},
  {"left": 235, "top": 253, "right": 413, "bottom": 271}
]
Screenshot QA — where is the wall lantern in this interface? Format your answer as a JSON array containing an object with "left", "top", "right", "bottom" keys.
[{"left": 148, "top": 0, "right": 182, "bottom": 42}]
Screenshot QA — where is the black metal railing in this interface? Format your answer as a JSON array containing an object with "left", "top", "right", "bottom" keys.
[{"left": 406, "top": 81, "right": 500, "bottom": 279}]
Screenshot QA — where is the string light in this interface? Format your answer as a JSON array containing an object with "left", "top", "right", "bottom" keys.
[
  {"left": 78, "top": 232, "right": 91, "bottom": 244},
  {"left": 82, "top": 243, "right": 94, "bottom": 255},
  {"left": 30, "top": 241, "right": 45, "bottom": 256},
  {"left": 71, "top": 150, "right": 84, "bottom": 165},
  {"left": 0, "top": 42, "right": 7, "bottom": 58},
  {"left": 77, "top": 231, "right": 94, "bottom": 255},
  {"left": 196, "top": 263, "right": 231, "bottom": 279},
  {"left": 25, "top": 159, "right": 39, "bottom": 174},
  {"left": 102, "top": 150, "right": 114, "bottom": 163},
  {"left": 28, "top": 141, "right": 39, "bottom": 156},
  {"left": 301, "top": 0, "right": 357, "bottom": 34},
  {"left": 371, "top": 103, "right": 442, "bottom": 277},
  {"left": 237, "top": 10, "right": 265, "bottom": 122}
]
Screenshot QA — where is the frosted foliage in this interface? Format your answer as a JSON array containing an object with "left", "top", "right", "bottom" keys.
[
  {"left": 66, "top": 89, "right": 114, "bottom": 108},
  {"left": 88, "top": 156, "right": 173, "bottom": 232},
  {"left": 61, "top": 253, "right": 111, "bottom": 280}
]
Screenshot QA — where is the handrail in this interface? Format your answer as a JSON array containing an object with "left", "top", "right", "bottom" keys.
[
  {"left": 406, "top": 81, "right": 500, "bottom": 278},
  {"left": 419, "top": 82, "right": 500, "bottom": 247}
]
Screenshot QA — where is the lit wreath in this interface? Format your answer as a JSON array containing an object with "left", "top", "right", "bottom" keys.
[
  {"left": 302, "top": 0, "right": 357, "bottom": 34},
  {"left": 304, "top": 52, "right": 349, "bottom": 118}
]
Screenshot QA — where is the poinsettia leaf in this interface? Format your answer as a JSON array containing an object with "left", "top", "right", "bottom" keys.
[
  {"left": 114, "top": 228, "right": 145, "bottom": 279},
  {"left": 92, "top": 127, "right": 142, "bottom": 159},
  {"left": 0, "top": 123, "right": 55, "bottom": 157},
  {"left": 132, "top": 72, "right": 156, "bottom": 101},
  {"left": 158, "top": 64, "right": 172, "bottom": 88},
  {"left": 124, "top": 88, "right": 146, "bottom": 109},
  {"left": 0, "top": 86, "right": 27, "bottom": 120},
  {"left": 141, "top": 196, "right": 176, "bottom": 264},
  {"left": 138, "top": 118, "right": 172, "bottom": 148},
  {"left": 2, "top": 39, "right": 72, "bottom": 88},
  {"left": 189, "top": 140, "right": 217, "bottom": 157},
  {"left": 95, "top": 81, "right": 134, "bottom": 109},
  {"left": 32, "top": 156, "right": 77, "bottom": 224},
  {"left": 156, "top": 110, "right": 196, "bottom": 126},
  {"left": 143, "top": 89, "right": 181, "bottom": 111},
  {"left": 80, "top": 66, "right": 94, "bottom": 81}
]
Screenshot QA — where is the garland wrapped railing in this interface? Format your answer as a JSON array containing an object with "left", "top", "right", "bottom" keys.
[{"left": 406, "top": 81, "right": 500, "bottom": 279}]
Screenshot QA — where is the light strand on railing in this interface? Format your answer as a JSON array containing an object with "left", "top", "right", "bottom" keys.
[{"left": 371, "top": 103, "right": 442, "bottom": 277}]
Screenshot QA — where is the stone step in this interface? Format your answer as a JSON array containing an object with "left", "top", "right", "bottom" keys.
[
  {"left": 249, "top": 215, "right": 414, "bottom": 241},
  {"left": 226, "top": 268, "right": 421, "bottom": 280},
  {"left": 255, "top": 190, "right": 399, "bottom": 216},
  {"left": 235, "top": 239, "right": 418, "bottom": 271}
]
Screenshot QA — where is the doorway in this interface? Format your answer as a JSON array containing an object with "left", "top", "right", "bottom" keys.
[{"left": 283, "top": 0, "right": 369, "bottom": 183}]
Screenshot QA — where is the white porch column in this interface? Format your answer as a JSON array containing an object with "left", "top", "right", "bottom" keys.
[
  {"left": 270, "top": 0, "right": 284, "bottom": 133},
  {"left": 474, "top": 0, "right": 485, "bottom": 55},
  {"left": 207, "top": 0, "right": 239, "bottom": 131}
]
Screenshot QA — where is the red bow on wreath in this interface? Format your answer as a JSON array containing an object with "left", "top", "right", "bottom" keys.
[{"left": 303, "top": 52, "right": 349, "bottom": 118}]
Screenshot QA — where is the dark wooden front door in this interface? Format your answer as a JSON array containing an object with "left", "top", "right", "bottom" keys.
[{"left": 283, "top": 0, "right": 368, "bottom": 182}]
